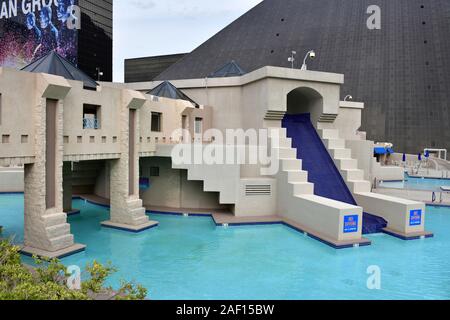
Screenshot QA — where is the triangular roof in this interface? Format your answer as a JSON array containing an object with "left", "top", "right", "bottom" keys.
[
  {"left": 209, "top": 60, "right": 246, "bottom": 78},
  {"left": 21, "top": 51, "right": 98, "bottom": 89},
  {"left": 147, "top": 81, "right": 198, "bottom": 106}
]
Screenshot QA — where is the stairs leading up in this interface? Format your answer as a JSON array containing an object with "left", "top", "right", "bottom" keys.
[{"left": 282, "top": 114, "right": 387, "bottom": 234}]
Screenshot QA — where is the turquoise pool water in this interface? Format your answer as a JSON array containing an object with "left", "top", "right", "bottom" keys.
[
  {"left": 1, "top": 194, "right": 450, "bottom": 300},
  {"left": 380, "top": 174, "right": 450, "bottom": 192}
]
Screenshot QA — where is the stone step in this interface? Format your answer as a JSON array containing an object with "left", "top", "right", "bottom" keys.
[
  {"left": 130, "top": 207, "right": 146, "bottom": 219},
  {"left": 291, "top": 182, "right": 315, "bottom": 196},
  {"left": 42, "top": 213, "right": 69, "bottom": 227},
  {"left": 341, "top": 169, "right": 365, "bottom": 181},
  {"left": 219, "top": 193, "right": 236, "bottom": 205},
  {"left": 276, "top": 147, "right": 297, "bottom": 160},
  {"left": 267, "top": 127, "right": 287, "bottom": 138},
  {"left": 324, "top": 139, "right": 346, "bottom": 149},
  {"left": 287, "top": 170, "right": 308, "bottom": 183},
  {"left": 282, "top": 158, "right": 303, "bottom": 171},
  {"left": 46, "top": 223, "right": 71, "bottom": 239},
  {"left": 127, "top": 198, "right": 143, "bottom": 210},
  {"left": 270, "top": 135, "right": 292, "bottom": 148},
  {"left": 187, "top": 170, "right": 203, "bottom": 181},
  {"left": 330, "top": 148, "right": 352, "bottom": 159},
  {"left": 49, "top": 234, "right": 75, "bottom": 251},
  {"left": 134, "top": 216, "right": 150, "bottom": 226},
  {"left": 335, "top": 158, "right": 358, "bottom": 170},
  {"left": 347, "top": 180, "right": 372, "bottom": 193},
  {"left": 319, "top": 129, "right": 340, "bottom": 140}
]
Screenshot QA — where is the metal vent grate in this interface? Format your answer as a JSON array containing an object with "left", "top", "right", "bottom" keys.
[{"left": 245, "top": 185, "right": 271, "bottom": 196}]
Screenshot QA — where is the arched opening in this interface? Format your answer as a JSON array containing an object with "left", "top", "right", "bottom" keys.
[{"left": 286, "top": 87, "right": 324, "bottom": 124}]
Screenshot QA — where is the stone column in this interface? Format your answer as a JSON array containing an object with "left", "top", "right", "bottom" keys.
[
  {"left": 22, "top": 97, "right": 85, "bottom": 258},
  {"left": 63, "top": 162, "right": 79, "bottom": 216},
  {"left": 101, "top": 90, "right": 158, "bottom": 232}
]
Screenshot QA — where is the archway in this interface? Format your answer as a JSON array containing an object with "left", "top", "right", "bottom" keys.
[{"left": 286, "top": 87, "right": 324, "bottom": 125}]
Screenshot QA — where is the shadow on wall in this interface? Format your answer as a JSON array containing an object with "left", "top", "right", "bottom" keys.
[
  {"left": 287, "top": 87, "right": 324, "bottom": 124},
  {"left": 139, "top": 157, "right": 228, "bottom": 211}
]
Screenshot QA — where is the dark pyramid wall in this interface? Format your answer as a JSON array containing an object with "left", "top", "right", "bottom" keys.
[{"left": 156, "top": 0, "right": 450, "bottom": 155}]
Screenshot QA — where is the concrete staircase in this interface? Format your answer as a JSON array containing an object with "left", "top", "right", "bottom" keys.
[
  {"left": 269, "top": 128, "right": 314, "bottom": 196},
  {"left": 172, "top": 156, "right": 240, "bottom": 205},
  {"left": 267, "top": 127, "right": 366, "bottom": 246},
  {"left": 318, "top": 128, "right": 430, "bottom": 238},
  {"left": 319, "top": 129, "right": 371, "bottom": 194}
]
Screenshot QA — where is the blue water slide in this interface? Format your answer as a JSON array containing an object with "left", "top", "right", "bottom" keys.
[{"left": 282, "top": 113, "right": 387, "bottom": 234}]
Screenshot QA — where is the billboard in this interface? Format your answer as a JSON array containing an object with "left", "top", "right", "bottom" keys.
[{"left": 0, "top": 0, "right": 80, "bottom": 68}]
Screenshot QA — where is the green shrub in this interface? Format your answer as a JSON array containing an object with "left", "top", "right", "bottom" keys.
[{"left": 0, "top": 240, "right": 147, "bottom": 300}]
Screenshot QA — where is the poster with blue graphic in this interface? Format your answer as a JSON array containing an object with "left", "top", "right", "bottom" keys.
[
  {"left": 344, "top": 215, "right": 359, "bottom": 233},
  {"left": 0, "top": 0, "right": 80, "bottom": 68},
  {"left": 409, "top": 209, "right": 422, "bottom": 226}
]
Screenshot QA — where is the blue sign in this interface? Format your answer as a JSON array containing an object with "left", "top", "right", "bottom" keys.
[
  {"left": 409, "top": 209, "right": 422, "bottom": 226},
  {"left": 344, "top": 215, "right": 359, "bottom": 233}
]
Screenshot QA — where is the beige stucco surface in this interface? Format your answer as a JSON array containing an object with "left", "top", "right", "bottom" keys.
[{"left": 0, "top": 65, "right": 433, "bottom": 254}]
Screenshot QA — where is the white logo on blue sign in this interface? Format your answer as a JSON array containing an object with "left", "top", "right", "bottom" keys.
[
  {"left": 344, "top": 215, "right": 359, "bottom": 233},
  {"left": 409, "top": 209, "right": 422, "bottom": 226}
]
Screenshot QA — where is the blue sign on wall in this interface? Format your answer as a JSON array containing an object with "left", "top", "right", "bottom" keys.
[
  {"left": 409, "top": 209, "right": 422, "bottom": 226},
  {"left": 344, "top": 215, "right": 359, "bottom": 233}
]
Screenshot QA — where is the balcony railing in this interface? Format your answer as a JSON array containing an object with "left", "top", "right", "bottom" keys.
[{"left": 83, "top": 118, "right": 100, "bottom": 129}]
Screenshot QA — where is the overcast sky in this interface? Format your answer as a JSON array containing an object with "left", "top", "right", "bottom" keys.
[{"left": 113, "top": 0, "right": 263, "bottom": 82}]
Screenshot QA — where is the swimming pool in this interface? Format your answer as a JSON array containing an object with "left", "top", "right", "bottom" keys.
[
  {"left": 1, "top": 194, "right": 450, "bottom": 300},
  {"left": 380, "top": 174, "right": 450, "bottom": 192}
]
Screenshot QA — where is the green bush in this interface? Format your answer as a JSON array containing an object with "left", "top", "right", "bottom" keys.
[{"left": 0, "top": 240, "right": 147, "bottom": 300}]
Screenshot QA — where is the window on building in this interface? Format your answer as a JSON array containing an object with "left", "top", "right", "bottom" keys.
[
  {"left": 195, "top": 117, "right": 203, "bottom": 135},
  {"left": 151, "top": 112, "right": 162, "bottom": 132},
  {"left": 83, "top": 104, "right": 101, "bottom": 129}
]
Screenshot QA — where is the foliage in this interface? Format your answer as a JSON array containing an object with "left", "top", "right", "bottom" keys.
[{"left": 0, "top": 240, "right": 147, "bottom": 300}]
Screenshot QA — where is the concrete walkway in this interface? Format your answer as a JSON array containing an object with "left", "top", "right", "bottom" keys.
[{"left": 374, "top": 188, "right": 450, "bottom": 207}]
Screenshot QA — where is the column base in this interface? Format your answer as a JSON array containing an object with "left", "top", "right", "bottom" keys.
[
  {"left": 101, "top": 220, "right": 159, "bottom": 233},
  {"left": 20, "top": 243, "right": 86, "bottom": 259},
  {"left": 382, "top": 228, "right": 434, "bottom": 240}
]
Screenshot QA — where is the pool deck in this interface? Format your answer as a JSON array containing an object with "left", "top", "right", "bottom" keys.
[
  {"left": 374, "top": 188, "right": 450, "bottom": 207},
  {"left": 76, "top": 194, "right": 371, "bottom": 249}
]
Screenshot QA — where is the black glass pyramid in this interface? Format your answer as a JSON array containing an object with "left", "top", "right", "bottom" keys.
[
  {"left": 209, "top": 60, "right": 246, "bottom": 78},
  {"left": 155, "top": 0, "right": 450, "bottom": 154},
  {"left": 21, "top": 51, "right": 98, "bottom": 89},
  {"left": 147, "top": 81, "right": 198, "bottom": 106}
]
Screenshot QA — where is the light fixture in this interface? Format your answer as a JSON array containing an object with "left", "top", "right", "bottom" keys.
[
  {"left": 344, "top": 95, "right": 353, "bottom": 101},
  {"left": 96, "top": 67, "right": 103, "bottom": 81},
  {"left": 288, "top": 51, "right": 297, "bottom": 69},
  {"left": 301, "top": 50, "right": 316, "bottom": 71}
]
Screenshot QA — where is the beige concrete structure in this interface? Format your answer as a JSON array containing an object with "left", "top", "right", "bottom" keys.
[
  {"left": 127, "top": 66, "right": 431, "bottom": 241},
  {"left": 0, "top": 65, "right": 433, "bottom": 256},
  {"left": 0, "top": 67, "right": 209, "bottom": 257}
]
